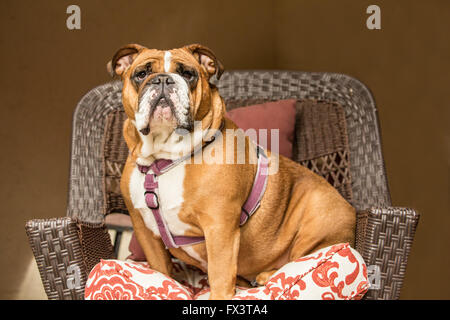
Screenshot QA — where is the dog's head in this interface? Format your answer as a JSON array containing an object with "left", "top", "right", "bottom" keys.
[
  {"left": 108, "top": 44, "right": 224, "bottom": 137},
  {"left": 108, "top": 44, "right": 225, "bottom": 163}
]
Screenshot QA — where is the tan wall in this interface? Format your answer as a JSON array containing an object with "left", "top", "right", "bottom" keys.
[
  {"left": 275, "top": 0, "right": 450, "bottom": 299},
  {"left": 0, "top": 0, "right": 448, "bottom": 299}
]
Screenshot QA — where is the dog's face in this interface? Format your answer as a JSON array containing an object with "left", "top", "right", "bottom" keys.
[{"left": 108, "top": 44, "right": 224, "bottom": 138}]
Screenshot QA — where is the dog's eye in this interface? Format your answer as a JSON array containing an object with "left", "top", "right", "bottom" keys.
[
  {"left": 177, "top": 66, "right": 195, "bottom": 80},
  {"left": 182, "top": 70, "right": 194, "bottom": 80},
  {"left": 135, "top": 70, "right": 147, "bottom": 80},
  {"left": 176, "top": 65, "right": 197, "bottom": 88}
]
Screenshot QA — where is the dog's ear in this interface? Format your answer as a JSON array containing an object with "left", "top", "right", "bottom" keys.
[
  {"left": 184, "top": 44, "right": 224, "bottom": 81},
  {"left": 107, "top": 44, "right": 146, "bottom": 78}
]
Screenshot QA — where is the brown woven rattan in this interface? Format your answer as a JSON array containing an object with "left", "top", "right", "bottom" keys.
[
  {"left": 25, "top": 218, "right": 87, "bottom": 300},
  {"left": 25, "top": 70, "right": 419, "bottom": 300},
  {"left": 76, "top": 220, "right": 115, "bottom": 274},
  {"left": 103, "top": 110, "right": 129, "bottom": 215}
]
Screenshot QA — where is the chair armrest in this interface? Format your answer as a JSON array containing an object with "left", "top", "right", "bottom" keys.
[
  {"left": 25, "top": 217, "right": 114, "bottom": 300},
  {"left": 355, "top": 207, "right": 420, "bottom": 300}
]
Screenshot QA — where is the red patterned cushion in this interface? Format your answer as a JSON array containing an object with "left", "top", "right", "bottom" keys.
[{"left": 85, "top": 243, "right": 369, "bottom": 300}]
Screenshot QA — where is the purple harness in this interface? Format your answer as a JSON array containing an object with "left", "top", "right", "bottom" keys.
[{"left": 137, "top": 144, "right": 269, "bottom": 249}]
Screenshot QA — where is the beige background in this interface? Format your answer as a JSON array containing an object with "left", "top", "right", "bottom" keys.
[{"left": 0, "top": 0, "right": 448, "bottom": 299}]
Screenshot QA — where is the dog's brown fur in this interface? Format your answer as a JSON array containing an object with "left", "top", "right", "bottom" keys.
[{"left": 112, "top": 44, "right": 356, "bottom": 300}]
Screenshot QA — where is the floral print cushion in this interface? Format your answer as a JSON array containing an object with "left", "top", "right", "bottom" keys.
[{"left": 85, "top": 243, "right": 369, "bottom": 300}]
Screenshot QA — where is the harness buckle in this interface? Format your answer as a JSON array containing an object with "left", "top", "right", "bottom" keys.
[{"left": 144, "top": 191, "right": 160, "bottom": 210}]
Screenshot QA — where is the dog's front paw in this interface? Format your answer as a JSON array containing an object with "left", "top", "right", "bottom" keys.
[{"left": 255, "top": 269, "right": 277, "bottom": 286}]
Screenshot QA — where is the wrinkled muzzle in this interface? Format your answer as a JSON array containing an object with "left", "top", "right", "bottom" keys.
[{"left": 136, "top": 73, "right": 193, "bottom": 135}]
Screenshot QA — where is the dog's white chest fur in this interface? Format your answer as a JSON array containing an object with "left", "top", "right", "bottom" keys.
[
  {"left": 129, "top": 162, "right": 207, "bottom": 267},
  {"left": 129, "top": 162, "right": 207, "bottom": 268},
  {"left": 129, "top": 162, "right": 190, "bottom": 239}
]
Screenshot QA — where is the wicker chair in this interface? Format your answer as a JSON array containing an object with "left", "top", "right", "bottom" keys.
[{"left": 25, "top": 71, "right": 419, "bottom": 300}]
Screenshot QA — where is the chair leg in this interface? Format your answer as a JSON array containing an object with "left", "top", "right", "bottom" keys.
[{"left": 113, "top": 230, "right": 123, "bottom": 259}]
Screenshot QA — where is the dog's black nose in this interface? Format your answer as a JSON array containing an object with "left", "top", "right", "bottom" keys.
[{"left": 151, "top": 74, "right": 175, "bottom": 86}]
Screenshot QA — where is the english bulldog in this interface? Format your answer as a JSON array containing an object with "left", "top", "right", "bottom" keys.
[{"left": 109, "top": 43, "right": 356, "bottom": 300}]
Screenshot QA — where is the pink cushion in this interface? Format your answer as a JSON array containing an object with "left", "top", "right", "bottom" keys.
[
  {"left": 85, "top": 243, "right": 369, "bottom": 300},
  {"left": 225, "top": 99, "right": 297, "bottom": 159}
]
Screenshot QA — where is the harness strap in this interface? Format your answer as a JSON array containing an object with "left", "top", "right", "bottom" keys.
[
  {"left": 240, "top": 145, "right": 269, "bottom": 225},
  {"left": 142, "top": 173, "right": 178, "bottom": 248},
  {"left": 137, "top": 143, "right": 269, "bottom": 249}
]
